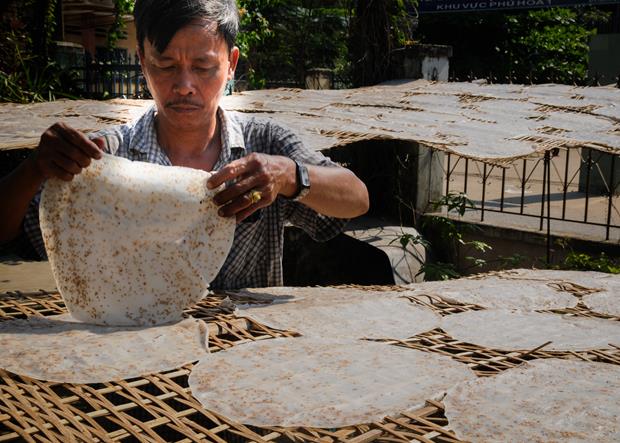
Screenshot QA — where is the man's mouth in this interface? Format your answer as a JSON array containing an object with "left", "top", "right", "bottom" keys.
[
  {"left": 168, "top": 105, "right": 202, "bottom": 112},
  {"left": 166, "top": 101, "right": 204, "bottom": 112}
]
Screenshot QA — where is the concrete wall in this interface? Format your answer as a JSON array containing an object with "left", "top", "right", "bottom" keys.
[
  {"left": 390, "top": 44, "right": 453, "bottom": 82},
  {"left": 421, "top": 56, "right": 450, "bottom": 82}
]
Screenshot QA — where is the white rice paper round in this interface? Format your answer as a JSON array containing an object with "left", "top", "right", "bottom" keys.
[
  {"left": 405, "top": 277, "right": 577, "bottom": 310},
  {"left": 441, "top": 309, "right": 620, "bottom": 351},
  {"left": 40, "top": 154, "right": 235, "bottom": 326},
  {"left": 234, "top": 286, "right": 440, "bottom": 339},
  {"left": 583, "top": 292, "right": 620, "bottom": 317},
  {"left": 0, "top": 315, "right": 209, "bottom": 384},
  {"left": 444, "top": 359, "right": 620, "bottom": 442},
  {"left": 506, "top": 268, "right": 616, "bottom": 289},
  {"left": 189, "top": 337, "right": 476, "bottom": 428},
  {"left": 502, "top": 268, "right": 620, "bottom": 302}
]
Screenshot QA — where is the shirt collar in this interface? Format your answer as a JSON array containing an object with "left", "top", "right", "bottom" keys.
[
  {"left": 218, "top": 107, "right": 246, "bottom": 151},
  {"left": 216, "top": 107, "right": 246, "bottom": 169},
  {"left": 128, "top": 105, "right": 245, "bottom": 169}
]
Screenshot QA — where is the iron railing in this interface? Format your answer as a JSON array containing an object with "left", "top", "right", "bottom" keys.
[
  {"left": 438, "top": 147, "right": 619, "bottom": 258},
  {"left": 69, "top": 53, "right": 147, "bottom": 99}
]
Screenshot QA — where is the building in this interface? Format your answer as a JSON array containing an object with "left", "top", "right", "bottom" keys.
[{"left": 60, "top": 0, "right": 137, "bottom": 62}]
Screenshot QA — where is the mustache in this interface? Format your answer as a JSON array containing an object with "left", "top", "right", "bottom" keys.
[{"left": 165, "top": 99, "right": 203, "bottom": 108}]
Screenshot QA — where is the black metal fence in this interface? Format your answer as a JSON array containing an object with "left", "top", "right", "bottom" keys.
[
  {"left": 439, "top": 147, "right": 620, "bottom": 256},
  {"left": 70, "top": 53, "right": 236, "bottom": 99},
  {"left": 68, "top": 53, "right": 148, "bottom": 99}
]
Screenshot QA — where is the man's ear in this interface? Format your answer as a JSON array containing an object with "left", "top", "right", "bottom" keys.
[{"left": 228, "top": 46, "right": 239, "bottom": 81}]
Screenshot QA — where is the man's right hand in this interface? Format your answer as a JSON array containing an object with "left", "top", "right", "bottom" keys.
[{"left": 29, "top": 122, "right": 105, "bottom": 182}]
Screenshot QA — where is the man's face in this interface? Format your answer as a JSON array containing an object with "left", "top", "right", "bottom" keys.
[{"left": 139, "top": 20, "right": 239, "bottom": 132}]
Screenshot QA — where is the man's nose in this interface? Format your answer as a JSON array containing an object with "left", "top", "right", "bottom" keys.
[{"left": 173, "top": 69, "right": 196, "bottom": 95}]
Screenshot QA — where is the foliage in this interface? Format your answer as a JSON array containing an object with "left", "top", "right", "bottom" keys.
[
  {"left": 348, "top": 0, "right": 417, "bottom": 86},
  {"left": 235, "top": 0, "right": 418, "bottom": 89},
  {"left": 391, "top": 192, "right": 491, "bottom": 281},
  {"left": 0, "top": 0, "right": 59, "bottom": 66},
  {"left": 20, "top": 0, "right": 59, "bottom": 60},
  {"left": 237, "top": 0, "right": 278, "bottom": 89},
  {"left": 498, "top": 9, "right": 596, "bottom": 84},
  {"left": 0, "top": 25, "right": 76, "bottom": 102},
  {"left": 416, "top": 7, "right": 611, "bottom": 85},
  {"left": 422, "top": 193, "right": 493, "bottom": 277},
  {"left": 420, "top": 261, "right": 460, "bottom": 281},
  {"left": 432, "top": 192, "right": 472, "bottom": 217},
  {"left": 551, "top": 238, "right": 620, "bottom": 274},
  {"left": 108, "top": 0, "right": 135, "bottom": 48},
  {"left": 389, "top": 232, "right": 429, "bottom": 250},
  {"left": 559, "top": 251, "right": 620, "bottom": 274},
  {"left": 0, "top": 61, "right": 72, "bottom": 103},
  {"left": 237, "top": 1, "right": 350, "bottom": 89}
]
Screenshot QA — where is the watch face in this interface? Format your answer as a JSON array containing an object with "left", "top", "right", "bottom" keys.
[{"left": 299, "top": 163, "right": 310, "bottom": 188}]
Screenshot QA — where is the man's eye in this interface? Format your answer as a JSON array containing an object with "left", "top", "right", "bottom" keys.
[{"left": 156, "top": 65, "right": 175, "bottom": 71}]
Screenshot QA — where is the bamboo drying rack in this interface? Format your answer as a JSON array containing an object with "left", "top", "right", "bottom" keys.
[{"left": 1, "top": 284, "right": 619, "bottom": 442}]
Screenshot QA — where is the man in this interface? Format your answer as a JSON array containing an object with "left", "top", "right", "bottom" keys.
[{"left": 0, "top": 0, "right": 369, "bottom": 289}]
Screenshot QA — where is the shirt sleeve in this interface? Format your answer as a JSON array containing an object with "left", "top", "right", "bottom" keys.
[
  {"left": 267, "top": 122, "right": 349, "bottom": 242},
  {"left": 20, "top": 188, "right": 47, "bottom": 259},
  {"left": 89, "top": 128, "right": 123, "bottom": 155}
]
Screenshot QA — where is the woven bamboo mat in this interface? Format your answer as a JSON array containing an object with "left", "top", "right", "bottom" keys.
[{"left": 1, "top": 286, "right": 619, "bottom": 442}]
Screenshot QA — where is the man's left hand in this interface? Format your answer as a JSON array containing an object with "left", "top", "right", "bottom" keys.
[{"left": 207, "top": 153, "right": 296, "bottom": 223}]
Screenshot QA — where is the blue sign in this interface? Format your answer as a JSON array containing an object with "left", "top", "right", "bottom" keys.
[{"left": 419, "top": 0, "right": 620, "bottom": 13}]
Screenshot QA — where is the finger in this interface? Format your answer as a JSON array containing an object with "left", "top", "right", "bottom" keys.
[
  {"left": 207, "top": 156, "right": 255, "bottom": 190},
  {"left": 58, "top": 143, "right": 93, "bottom": 168},
  {"left": 48, "top": 162, "right": 75, "bottom": 182},
  {"left": 52, "top": 153, "right": 83, "bottom": 175},
  {"left": 54, "top": 123, "right": 103, "bottom": 159},
  {"left": 217, "top": 190, "right": 257, "bottom": 218},
  {"left": 236, "top": 203, "right": 263, "bottom": 223},
  {"left": 91, "top": 136, "right": 106, "bottom": 152},
  {"left": 213, "top": 175, "right": 258, "bottom": 207},
  {"left": 218, "top": 186, "right": 271, "bottom": 219}
]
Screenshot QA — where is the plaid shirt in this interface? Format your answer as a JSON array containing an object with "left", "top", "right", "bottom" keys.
[{"left": 21, "top": 106, "right": 347, "bottom": 289}]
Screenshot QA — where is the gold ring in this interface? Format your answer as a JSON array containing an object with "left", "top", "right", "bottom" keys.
[{"left": 249, "top": 190, "right": 262, "bottom": 204}]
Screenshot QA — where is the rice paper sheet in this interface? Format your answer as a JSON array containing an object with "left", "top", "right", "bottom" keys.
[
  {"left": 504, "top": 269, "right": 620, "bottom": 316},
  {"left": 404, "top": 277, "right": 577, "bottom": 310},
  {"left": 233, "top": 286, "right": 395, "bottom": 303},
  {"left": 441, "top": 309, "right": 620, "bottom": 351},
  {"left": 40, "top": 153, "right": 235, "bottom": 326},
  {"left": 502, "top": 268, "right": 618, "bottom": 290},
  {"left": 233, "top": 286, "right": 440, "bottom": 339},
  {"left": 189, "top": 337, "right": 475, "bottom": 428},
  {"left": 583, "top": 292, "right": 620, "bottom": 317},
  {"left": 0, "top": 315, "right": 209, "bottom": 383},
  {"left": 444, "top": 359, "right": 620, "bottom": 442}
]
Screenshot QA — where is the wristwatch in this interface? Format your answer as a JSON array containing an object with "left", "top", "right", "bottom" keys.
[{"left": 292, "top": 160, "right": 310, "bottom": 202}]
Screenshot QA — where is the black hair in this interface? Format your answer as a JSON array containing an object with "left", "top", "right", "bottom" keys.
[{"left": 134, "top": 0, "right": 239, "bottom": 54}]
